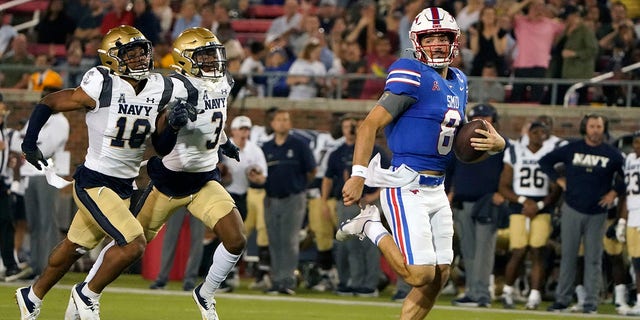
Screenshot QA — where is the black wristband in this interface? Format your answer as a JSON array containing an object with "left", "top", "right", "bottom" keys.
[
  {"left": 22, "top": 104, "right": 53, "bottom": 150},
  {"left": 152, "top": 128, "right": 179, "bottom": 156}
]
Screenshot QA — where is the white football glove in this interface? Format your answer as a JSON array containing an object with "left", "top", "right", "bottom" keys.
[{"left": 616, "top": 218, "right": 626, "bottom": 243}]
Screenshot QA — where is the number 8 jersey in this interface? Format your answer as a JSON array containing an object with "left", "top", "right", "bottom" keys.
[{"left": 81, "top": 66, "right": 174, "bottom": 179}]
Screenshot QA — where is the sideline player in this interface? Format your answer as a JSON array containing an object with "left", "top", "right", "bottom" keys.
[
  {"left": 498, "top": 121, "right": 561, "bottom": 309},
  {"left": 16, "top": 25, "right": 193, "bottom": 320},
  {"left": 338, "top": 7, "right": 505, "bottom": 319},
  {"left": 70, "top": 27, "right": 245, "bottom": 320}
]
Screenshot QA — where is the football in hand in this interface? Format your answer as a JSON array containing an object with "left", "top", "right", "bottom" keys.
[{"left": 453, "top": 119, "right": 488, "bottom": 163}]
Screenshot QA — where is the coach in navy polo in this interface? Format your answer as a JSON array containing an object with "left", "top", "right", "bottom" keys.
[{"left": 261, "top": 109, "right": 317, "bottom": 295}]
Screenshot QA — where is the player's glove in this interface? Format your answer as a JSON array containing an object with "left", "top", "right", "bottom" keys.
[
  {"left": 220, "top": 140, "right": 240, "bottom": 162},
  {"left": 168, "top": 100, "right": 198, "bottom": 130},
  {"left": 21, "top": 145, "right": 48, "bottom": 171},
  {"left": 616, "top": 218, "right": 626, "bottom": 243}
]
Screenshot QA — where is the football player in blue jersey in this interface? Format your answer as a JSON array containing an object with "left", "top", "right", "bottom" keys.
[
  {"left": 15, "top": 25, "right": 194, "bottom": 320},
  {"left": 337, "top": 7, "right": 505, "bottom": 319}
]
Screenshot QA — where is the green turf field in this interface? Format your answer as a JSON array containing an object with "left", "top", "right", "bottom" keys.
[{"left": 0, "top": 272, "right": 627, "bottom": 319}]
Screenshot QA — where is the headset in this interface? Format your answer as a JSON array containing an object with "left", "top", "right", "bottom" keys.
[{"left": 579, "top": 113, "right": 609, "bottom": 136}]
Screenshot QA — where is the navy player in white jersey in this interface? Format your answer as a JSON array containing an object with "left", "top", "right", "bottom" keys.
[
  {"left": 16, "top": 26, "right": 195, "bottom": 320},
  {"left": 620, "top": 132, "right": 640, "bottom": 315},
  {"left": 337, "top": 7, "right": 505, "bottom": 319},
  {"left": 498, "top": 121, "right": 561, "bottom": 310},
  {"left": 70, "top": 27, "right": 245, "bottom": 320}
]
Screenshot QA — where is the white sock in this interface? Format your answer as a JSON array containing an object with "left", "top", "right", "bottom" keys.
[
  {"left": 636, "top": 293, "right": 640, "bottom": 304},
  {"left": 502, "top": 284, "right": 513, "bottom": 295},
  {"left": 575, "top": 284, "right": 586, "bottom": 305},
  {"left": 201, "top": 245, "right": 242, "bottom": 298},
  {"left": 364, "top": 221, "right": 390, "bottom": 246},
  {"left": 529, "top": 289, "right": 541, "bottom": 301},
  {"left": 85, "top": 240, "right": 116, "bottom": 283},
  {"left": 615, "top": 284, "right": 627, "bottom": 305},
  {"left": 28, "top": 286, "right": 42, "bottom": 304},
  {"left": 81, "top": 283, "right": 101, "bottom": 300}
]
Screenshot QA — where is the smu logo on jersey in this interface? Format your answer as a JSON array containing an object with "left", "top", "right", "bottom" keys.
[
  {"left": 447, "top": 95, "right": 460, "bottom": 109},
  {"left": 118, "top": 104, "right": 153, "bottom": 116},
  {"left": 572, "top": 153, "right": 610, "bottom": 168}
]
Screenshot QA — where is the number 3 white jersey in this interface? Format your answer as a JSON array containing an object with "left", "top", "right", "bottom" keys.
[
  {"left": 503, "top": 141, "right": 554, "bottom": 197},
  {"left": 624, "top": 152, "right": 640, "bottom": 226},
  {"left": 162, "top": 73, "right": 231, "bottom": 173},
  {"left": 81, "top": 67, "right": 173, "bottom": 179}
]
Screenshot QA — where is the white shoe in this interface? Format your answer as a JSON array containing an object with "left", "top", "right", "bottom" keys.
[
  {"left": 15, "top": 287, "right": 40, "bottom": 320},
  {"left": 336, "top": 205, "right": 381, "bottom": 241},
  {"left": 628, "top": 305, "right": 640, "bottom": 316},
  {"left": 192, "top": 283, "right": 218, "bottom": 320},
  {"left": 616, "top": 303, "right": 632, "bottom": 315},
  {"left": 501, "top": 291, "right": 514, "bottom": 309},
  {"left": 64, "top": 291, "right": 80, "bottom": 320},
  {"left": 525, "top": 297, "right": 540, "bottom": 310},
  {"left": 311, "top": 277, "right": 334, "bottom": 292},
  {"left": 71, "top": 283, "right": 100, "bottom": 320},
  {"left": 249, "top": 274, "right": 271, "bottom": 290},
  {"left": 569, "top": 303, "right": 583, "bottom": 313}
]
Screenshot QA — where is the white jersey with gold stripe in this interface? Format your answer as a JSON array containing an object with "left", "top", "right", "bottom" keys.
[
  {"left": 162, "top": 73, "right": 231, "bottom": 173},
  {"left": 503, "top": 141, "right": 554, "bottom": 197},
  {"left": 80, "top": 67, "right": 173, "bottom": 178},
  {"left": 624, "top": 152, "right": 640, "bottom": 227}
]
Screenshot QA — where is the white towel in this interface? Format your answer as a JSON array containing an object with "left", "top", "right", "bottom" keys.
[{"left": 364, "top": 153, "right": 418, "bottom": 188}]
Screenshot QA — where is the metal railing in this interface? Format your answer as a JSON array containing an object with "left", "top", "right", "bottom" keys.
[
  {"left": 563, "top": 62, "right": 640, "bottom": 108},
  {"left": 0, "top": 0, "right": 41, "bottom": 32},
  {"left": 0, "top": 64, "right": 637, "bottom": 106}
]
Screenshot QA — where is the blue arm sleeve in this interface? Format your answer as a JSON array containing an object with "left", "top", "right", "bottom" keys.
[
  {"left": 152, "top": 129, "right": 178, "bottom": 156},
  {"left": 22, "top": 103, "right": 53, "bottom": 150}
]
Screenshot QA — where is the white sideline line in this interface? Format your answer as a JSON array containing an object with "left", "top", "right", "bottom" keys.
[{"left": 0, "top": 282, "right": 628, "bottom": 319}]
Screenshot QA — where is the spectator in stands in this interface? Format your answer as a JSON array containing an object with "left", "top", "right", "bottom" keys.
[
  {"left": 73, "top": 0, "right": 105, "bottom": 44},
  {"left": 469, "top": 6, "right": 508, "bottom": 77},
  {"left": 60, "top": 47, "right": 86, "bottom": 88},
  {"left": 317, "top": 0, "right": 338, "bottom": 33},
  {"left": 599, "top": 21, "right": 637, "bottom": 106},
  {"left": 262, "top": 109, "right": 317, "bottom": 295},
  {"left": 265, "top": 0, "right": 303, "bottom": 49},
  {"left": 65, "top": 0, "right": 89, "bottom": 25},
  {"left": 507, "top": 0, "right": 564, "bottom": 103},
  {"left": 359, "top": 34, "right": 395, "bottom": 100},
  {"left": 150, "top": 0, "right": 173, "bottom": 40},
  {"left": 100, "top": 0, "right": 134, "bottom": 35},
  {"left": 199, "top": 3, "right": 216, "bottom": 32},
  {"left": 344, "top": 0, "right": 388, "bottom": 56},
  {"left": 555, "top": 6, "right": 598, "bottom": 106},
  {"left": 133, "top": 0, "right": 161, "bottom": 45},
  {"left": 35, "top": 0, "right": 76, "bottom": 45},
  {"left": 456, "top": 0, "right": 483, "bottom": 32},
  {"left": 152, "top": 39, "right": 173, "bottom": 69},
  {"left": 0, "top": 34, "right": 35, "bottom": 89},
  {"left": 171, "top": 1, "right": 201, "bottom": 41},
  {"left": 287, "top": 38, "right": 327, "bottom": 100},
  {"left": 468, "top": 62, "right": 505, "bottom": 103},
  {"left": 291, "top": 15, "right": 334, "bottom": 71},
  {"left": 211, "top": 1, "right": 232, "bottom": 34},
  {"left": 239, "top": 41, "right": 267, "bottom": 98},
  {"left": 340, "top": 40, "right": 366, "bottom": 99},
  {"left": 397, "top": 0, "right": 425, "bottom": 56},
  {"left": 595, "top": 1, "right": 633, "bottom": 42},
  {"left": 27, "top": 54, "right": 63, "bottom": 92},
  {"left": 264, "top": 48, "right": 292, "bottom": 97},
  {"left": 0, "top": 11, "right": 17, "bottom": 59}
]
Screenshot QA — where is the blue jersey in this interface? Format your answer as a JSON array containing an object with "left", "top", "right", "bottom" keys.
[{"left": 383, "top": 58, "right": 468, "bottom": 172}]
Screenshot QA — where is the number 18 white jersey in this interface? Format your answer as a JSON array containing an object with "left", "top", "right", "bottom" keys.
[
  {"left": 81, "top": 67, "right": 173, "bottom": 179},
  {"left": 503, "top": 141, "right": 554, "bottom": 197}
]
